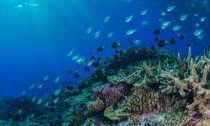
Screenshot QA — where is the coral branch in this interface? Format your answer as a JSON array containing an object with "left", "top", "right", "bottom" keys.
[
  {"left": 174, "top": 78, "right": 188, "bottom": 96},
  {"left": 202, "top": 64, "right": 209, "bottom": 84},
  {"left": 177, "top": 52, "right": 186, "bottom": 74},
  {"left": 143, "top": 63, "right": 153, "bottom": 77},
  {"left": 191, "top": 60, "right": 199, "bottom": 83},
  {"left": 187, "top": 94, "right": 210, "bottom": 111}
]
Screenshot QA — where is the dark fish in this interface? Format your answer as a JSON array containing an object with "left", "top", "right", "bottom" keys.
[
  {"left": 179, "top": 34, "right": 185, "bottom": 40},
  {"left": 116, "top": 49, "right": 120, "bottom": 53},
  {"left": 66, "top": 85, "right": 73, "bottom": 90},
  {"left": 154, "top": 29, "right": 161, "bottom": 35},
  {"left": 111, "top": 42, "right": 120, "bottom": 48},
  {"left": 170, "top": 38, "right": 176, "bottom": 45},
  {"left": 175, "top": 48, "right": 178, "bottom": 53},
  {"left": 67, "top": 69, "right": 73, "bottom": 75},
  {"left": 192, "top": 41, "right": 196, "bottom": 46},
  {"left": 97, "top": 57, "right": 102, "bottom": 62},
  {"left": 92, "top": 62, "right": 100, "bottom": 68},
  {"left": 89, "top": 51, "right": 93, "bottom": 55},
  {"left": 74, "top": 72, "right": 80, "bottom": 78},
  {"left": 154, "top": 36, "right": 160, "bottom": 42},
  {"left": 90, "top": 56, "right": 96, "bottom": 60},
  {"left": 130, "top": 41, "right": 134, "bottom": 45},
  {"left": 158, "top": 40, "right": 167, "bottom": 47},
  {"left": 151, "top": 45, "right": 155, "bottom": 50},
  {"left": 97, "top": 46, "right": 104, "bottom": 52},
  {"left": 118, "top": 50, "right": 125, "bottom": 56},
  {"left": 84, "top": 66, "right": 90, "bottom": 72}
]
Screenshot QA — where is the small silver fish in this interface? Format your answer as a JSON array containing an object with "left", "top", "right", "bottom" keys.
[
  {"left": 140, "top": 9, "right": 148, "bottom": 15},
  {"left": 166, "top": 5, "right": 176, "bottom": 12},
  {"left": 125, "top": 14, "right": 134, "bottom": 23},
  {"left": 43, "top": 75, "right": 49, "bottom": 81},
  {"left": 72, "top": 55, "right": 80, "bottom": 61},
  {"left": 67, "top": 50, "right": 74, "bottom": 57},
  {"left": 200, "top": 17, "right": 207, "bottom": 22},
  {"left": 180, "top": 14, "right": 188, "bottom": 21},
  {"left": 142, "top": 21, "right": 149, "bottom": 26},
  {"left": 173, "top": 25, "right": 181, "bottom": 31},
  {"left": 86, "top": 26, "right": 93, "bottom": 34},
  {"left": 94, "top": 30, "right": 101, "bottom": 38},
  {"left": 161, "top": 11, "right": 166, "bottom": 16},
  {"left": 37, "top": 98, "right": 42, "bottom": 105},
  {"left": 54, "top": 76, "right": 60, "bottom": 83},
  {"left": 54, "top": 89, "right": 61, "bottom": 96},
  {"left": 104, "top": 16, "right": 111, "bottom": 23},
  {"left": 107, "top": 32, "right": 114, "bottom": 38},
  {"left": 126, "top": 29, "right": 137, "bottom": 36},
  {"left": 29, "top": 83, "right": 35, "bottom": 90}
]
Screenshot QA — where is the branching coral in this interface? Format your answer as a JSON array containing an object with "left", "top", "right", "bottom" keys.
[
  {"left": 177, "top": 52, "right": 186, "bottom": 75},
  {"left": 3, "top": 47, "right": 210, "bottom": 125},
  {"left": 143, "top": 63, "right": 153, "bottom": 78},
  {"left": 80, "top": 47, "right": 210, "bottom": 125},
  {"left": 107, "top": 69, "right": 142, "bottom": 84},
  {"left": 113, "top": 47, "right": 209, "bottom": 124},
  {"left": 66, "top": 47, "right": 210, "bottom": 125}
]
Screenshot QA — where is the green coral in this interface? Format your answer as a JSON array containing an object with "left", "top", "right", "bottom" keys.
[{"left": 104, "top": 106, "right": 130, "bottom": 121}]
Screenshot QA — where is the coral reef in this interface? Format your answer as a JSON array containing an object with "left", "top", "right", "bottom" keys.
[{"left": 0, "top": 47, "right": 209, "bottom": 125}]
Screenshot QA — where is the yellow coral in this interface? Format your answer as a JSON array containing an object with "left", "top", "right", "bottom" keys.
[
  {"left": 121, "top": 87, "right": 159, "bottom": 113},
  {"left": 195, "top": 119, "right": 210, "bottom": 126},
  {"left": 86, "top": 97, "right": 105, "bottom": 112}
]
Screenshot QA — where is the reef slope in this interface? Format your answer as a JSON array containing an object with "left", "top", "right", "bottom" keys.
[{"left": 0, "top": 47, "right": 210, "bottom": 126}]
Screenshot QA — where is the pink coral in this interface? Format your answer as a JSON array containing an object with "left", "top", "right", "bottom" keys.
[{"left": 92, "top": 84, "right": 124, "bottom": 106}]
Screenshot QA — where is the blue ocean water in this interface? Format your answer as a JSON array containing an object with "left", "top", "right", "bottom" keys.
[{"left": 0, "top": 0, "right": 209, "bottom": 97}]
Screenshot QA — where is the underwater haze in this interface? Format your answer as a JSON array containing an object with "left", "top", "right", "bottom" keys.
[
  {"left": 0, "top": 0, "right": 210, "bottom": 125},
  {"left": 0, "top": 0, "right": 208, "bottom": 97},
  {"left": 0, "top": 0, "right": 119, "bottom": 96}
]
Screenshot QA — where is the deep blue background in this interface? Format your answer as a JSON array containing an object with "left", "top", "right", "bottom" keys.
[{"left": 0, "top": 0, "right": 209, "bottom": 97}]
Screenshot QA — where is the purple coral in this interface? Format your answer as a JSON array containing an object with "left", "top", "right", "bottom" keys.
[{"left": 92, "top": 84, "right": 124, "bottom": 106}]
